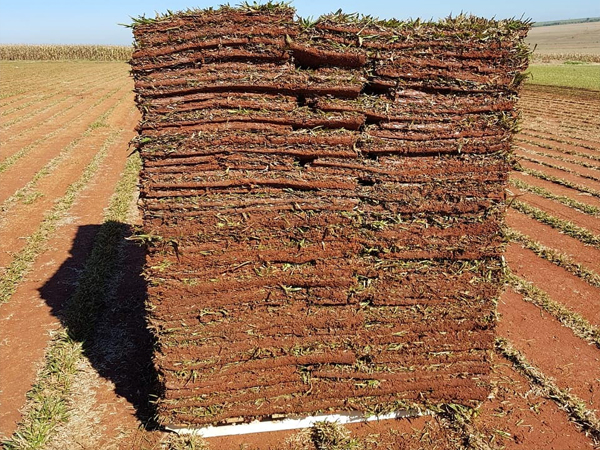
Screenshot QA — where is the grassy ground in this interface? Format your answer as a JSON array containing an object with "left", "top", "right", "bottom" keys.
[{"left": 527, "top": 64, "right": 600, "bottom": 91}]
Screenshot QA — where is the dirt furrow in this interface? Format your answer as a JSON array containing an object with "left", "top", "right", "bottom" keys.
[
  {"left": 518, "top": 159, "right": 600, "bottom": 193},
  {"left": 0, "top": 82, "right": 124, "bottom": 164},
  {"left": 522, "top": 106, "right": 600, "bottom": 127},
  {"left": 518, "top": 143, "right": 600, "bottom": 170},
  {"left": 0, "top": 74, "right": 128, "bottom": 161},
  {"left": 515, "top": 148, "right": 600, "bottom": 182},
  {"left": 522, "top": 125, "right": 600, "bottom": 149},
  {"left": 1, "top": 70, "right": 126, "bottom": 136},
  {"left": 0, "top": 65, "right": 108, "bottom": 119},
  {"left": 475, "top": 355, "right": 596, "bottom": 450},
  {"left": 515, "top": 136, "right": 600, "bottom": 166},
  {"left": 0, "top": 86, "right": 130, "bottom": 204},
  {"left": 519, "top": 130, "right": 600, "bottom": 153},
  {"left": 0, "top": 63, "right": 110, "bottom": 113},
  {"left": 507, "top": 209, "right": 600, "bottom": 273}
]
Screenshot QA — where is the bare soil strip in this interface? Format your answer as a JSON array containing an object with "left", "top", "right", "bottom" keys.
[
  {"left": 516, "top": 135, "right": 600, "bottom": 162},
  {"left": 0, "top": 100, "right": 135, "bottom": 274},
  {"left": 518, "top": 159, "right": 600, "bottom": 193},
  {"left": 523, "top": 125, "right": 600, "bottom": 149},
  {"left": 518, "top": 144, "right": 600, "bottom": 170},
  {"left": 0, "top": 66, "right": 114, "bottom": 121},
  {"left": 475, "top": 356, "right": 596, "bottom": 450},
  {"left": 0, "top": 66, "right": 108, "bottom": 118},
  {"left": 0, "top": 84, "right": 124, "bottom": 168},
  {"left": 0, "top": 62, "right": 119, "bottom": 111},
  {"left": 0, "top": 86, "right": 130, "bottom": 204},
  {"left": 507, "top": 229, "right": 600, "bottom": 290},
  {"left": 1, "top": 71, "right": 126, "bottom": 136},
  {"left": 516, "top": 150, "right": 600, "bottom": 182},
  {"left": 520, "top": 129, "right": 600, "bottom": 153}
]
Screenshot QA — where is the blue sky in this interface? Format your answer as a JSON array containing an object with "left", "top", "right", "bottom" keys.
[{"left": 1, "top": 0, "right": 598, "bottom": 45}]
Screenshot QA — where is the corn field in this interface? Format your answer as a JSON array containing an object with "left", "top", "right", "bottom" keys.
[{"left": 0, "top": 45, "right": 132, "bottom": 61}]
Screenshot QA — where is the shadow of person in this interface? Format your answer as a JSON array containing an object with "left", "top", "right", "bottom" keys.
[{"left": 38, "top": 221, "right": 157, "bottom": 424}]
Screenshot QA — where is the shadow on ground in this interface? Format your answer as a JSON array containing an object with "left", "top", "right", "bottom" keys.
[{"left": 39, "top": 223, "right": 157, "bottom": 424}]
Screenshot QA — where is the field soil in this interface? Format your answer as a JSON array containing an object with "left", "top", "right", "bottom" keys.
[
  {"left": 526, "top": 21, "right": 600, "bottom": 55},
  {"left": 1, "top": 63, "right": 599, "bottom": 449}
]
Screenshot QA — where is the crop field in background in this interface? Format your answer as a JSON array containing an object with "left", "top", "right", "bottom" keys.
[
  {"left": 0, "top": 45, "right": 132, "bottom": 61},
  {"left": 0, "top": 40, "right": 599, "bottom": 449},
  {"left": 526, "top": 21, "right": 600, "bottom": 57}
]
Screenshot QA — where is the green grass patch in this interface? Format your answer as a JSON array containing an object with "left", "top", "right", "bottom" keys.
[{"left": 527, "top": 64, "right": 600, "bottom": 91}]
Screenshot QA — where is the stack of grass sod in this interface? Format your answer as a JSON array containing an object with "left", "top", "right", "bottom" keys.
[{"left": 130, "top": 3, "right": 530, "bottom": 429}]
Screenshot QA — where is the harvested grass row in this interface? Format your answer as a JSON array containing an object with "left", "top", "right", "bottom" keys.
[
  {"left": 509, "top": 178, "right": 600, "bottom": 217},
  {"left": 520, "top": 130, "right": 600, "bottom": 152},
  {"left": 518, "top": 154, "right": 600, "bottom": 183},
  {"left": 516, "top": 137, "right": 600, "bottom": 162},
  {"left": 507, "top": 228, "right": 600, "bottom": 289},
  {"left": 1, "top": 152, "right": 141, "bottom": 449},
  {"left": 0, "top": 86, "right": 123, "bottom": 174},
  {"left": 517, "top": 146, "right": 600, "bottom": 171},
  {"left": 506, "top": 272, "right": 600, "bottom": 348},
  {"left": 517, "top": 166, "right": 600, "bottom": 199},
  {"left": 510, "top": 199, "right": 600, "bottom": 249},
  {"left": 0, "top": 129, "right": 122, "bottom": 306},
  {"left": 496, "top": 338, "right": 600, "bottom": 444},
  {"left": 0, "top": 45, "right": 132, "bottom": 61}
]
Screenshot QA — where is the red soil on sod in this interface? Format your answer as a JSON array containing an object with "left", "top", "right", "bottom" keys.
[{"left": 130, "top": 5, "right": 530, "bottom": 427}]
